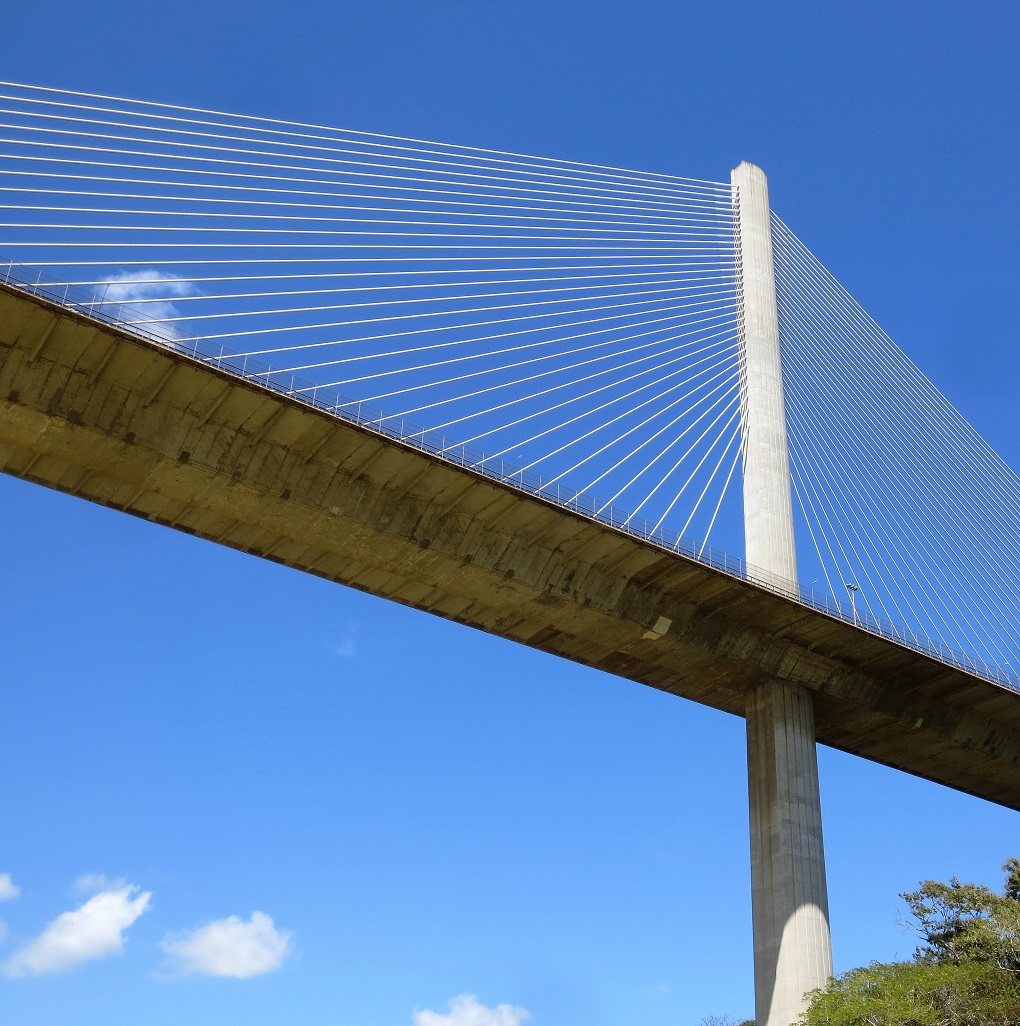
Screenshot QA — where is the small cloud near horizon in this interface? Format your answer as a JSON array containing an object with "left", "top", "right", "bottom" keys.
[{"left": 413, "top": 995, "right": 532, "bottom": 1026}]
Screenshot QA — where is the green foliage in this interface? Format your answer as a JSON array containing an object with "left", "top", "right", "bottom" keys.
[
  {"left": 903, "top": 860, "right": 1020, "bottom": 971},
  {"left": 802, "top": 960, "right": 1020, "bottom": 1025},
  {"left": 801, "top": 861, "right": 1020, "bottom": 1026}
]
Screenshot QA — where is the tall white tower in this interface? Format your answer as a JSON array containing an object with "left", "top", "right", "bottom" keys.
[{"left": 731, "top": 161, "right": 833, "bottom": 1026}]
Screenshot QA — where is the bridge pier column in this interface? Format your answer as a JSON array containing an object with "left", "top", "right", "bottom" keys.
[
  {"left": 747, "top": 679, "right": 832, "bottom": 1025},
  {"left": 732, "top": 160, "right": 833, "bottom": 1024}
]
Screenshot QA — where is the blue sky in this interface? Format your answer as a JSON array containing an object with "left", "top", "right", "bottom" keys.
[{"left": 1, "top": 3, "right": 1019, "bottom": 1024}]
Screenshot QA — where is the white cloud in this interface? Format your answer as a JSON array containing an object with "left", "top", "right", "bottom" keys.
[
  {"left": 2, "top": 883, "right": 151, "bottom": 977},
  {"left": 0, "top": 874, "right": 21, "bottom": 942},
  {"left": 74, "top": 873, "right": 119, "bottom": 896},
  {"left": 100, "top": 270, "right": 195, "bottom": 323},
  {"left": 160, "top": 911, "right": 291, "bottom": 979},
  {"left": 335, "top": 621, "right": 360, "bottom": 658},
  {"left": 414, "top": 995, "right": 532, "bottom": 1026}
]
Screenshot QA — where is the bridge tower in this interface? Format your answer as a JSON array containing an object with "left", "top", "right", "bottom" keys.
[{"left": 731, "top": 162, "right": 834, "bottom": 1025}]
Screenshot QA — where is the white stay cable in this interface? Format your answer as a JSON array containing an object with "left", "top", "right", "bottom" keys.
[
  {"left": 446, "top": 343, "right": 740, "bottom": 458},
  {"left": 773, "top": 222, "right": 1020, "bottom": 669},
  {"left": 574, "top": 367, "right": 740, "bottom": 497},
  {"left": 379, "top": 331, "right": 736, "bottom": 435},
  {"left": 698, "top": 430, "right": 744, "bottom": 556},
  {"left": 0, "top": 109, "right": 726, "bottom": 207},
  {"left": 644, "top": 404, "right": 743, "bottom": 534},
  {"left": 775, "top": 232, "right": 1020, "bottom": 622},
  {"left": 228, "top": 294, "right": 736, "bottom": 364},
  {"left": 0, "top": 81, "right": 729, "bottom": 192},
  {"left": 494, "top": 348, "right": 739, "bottom": 473}
]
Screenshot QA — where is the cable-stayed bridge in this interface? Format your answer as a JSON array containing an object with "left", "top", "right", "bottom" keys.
[{"left": 1, "top": 82, "right": 1018, "bottom": 1025}]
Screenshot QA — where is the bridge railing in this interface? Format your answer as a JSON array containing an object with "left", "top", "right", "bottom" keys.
[{"left": 4, "top": 261, "right": 1017, "bottom": 694}]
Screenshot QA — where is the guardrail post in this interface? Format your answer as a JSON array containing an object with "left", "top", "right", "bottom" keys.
[{"left": 733, "top": 161, "right": 833, "bottom": 1026}]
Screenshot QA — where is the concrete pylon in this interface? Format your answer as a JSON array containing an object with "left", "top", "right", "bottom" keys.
[{"left": 731, "top": 162, "right": 833, "bottom": 1026}]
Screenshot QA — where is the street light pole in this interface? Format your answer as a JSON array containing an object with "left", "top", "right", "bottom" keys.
[{"left": 845, "top": 583, "right": 860, "bottom": 625}]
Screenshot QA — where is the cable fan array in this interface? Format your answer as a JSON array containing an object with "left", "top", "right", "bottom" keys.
[
  {"left": 774, "top": 216, "right": 1020, "bottom": 684},
  {"left": 0, "top": 81, "right": 745, "bottom": 555},
  {"left": 2, "top": 81, "right": 1017, "bottom": 687}
]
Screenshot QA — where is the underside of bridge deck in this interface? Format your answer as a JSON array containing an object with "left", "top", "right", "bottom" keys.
[{"left": 2, "top": 281, "right": 1020, "bottom": 810}]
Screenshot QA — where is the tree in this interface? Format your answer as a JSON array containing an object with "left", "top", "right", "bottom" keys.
[
  {"left": 904, "top": 858, "right": 1020, "bottom": 972},
  {"left": 800, "top": 860, "right": 1020, "bottom": 1025}
]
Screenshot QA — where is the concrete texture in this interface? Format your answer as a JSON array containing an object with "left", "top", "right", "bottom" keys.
[
  {"left": 733, "top": 161, "right": 833, "bottom": 1024},
  {"left": 1, "top": 282, "right": 1020, "bottom": 809},
  {"left": 731, "top": 161, "right": 797, "bottom": 588},
  {"left": 748, "top": 680, "right": 833, "bottom": 1024}
]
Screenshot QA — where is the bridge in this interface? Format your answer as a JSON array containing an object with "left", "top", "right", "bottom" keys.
[{"left": 2, "top": 82, "right": 1019, "bottom": 1025}]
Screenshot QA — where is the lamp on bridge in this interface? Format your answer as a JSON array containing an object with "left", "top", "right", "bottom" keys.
[{"left": 845, "top": 583, "right": 860, "bottom": 625}]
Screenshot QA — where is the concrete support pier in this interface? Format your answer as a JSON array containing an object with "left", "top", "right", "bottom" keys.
[
  {"left": 747, "top": 680, "right": 832, "bottom": 1024},
  {"left": 732, "top": 162, "right": 833, "bottom": 1025}
]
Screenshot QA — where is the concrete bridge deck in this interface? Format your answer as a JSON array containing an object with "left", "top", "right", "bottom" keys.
[{"left": 2, "top": 281, "right": 1019, "bottom": 810}]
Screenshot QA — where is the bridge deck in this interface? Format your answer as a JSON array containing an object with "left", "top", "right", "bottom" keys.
[{"left": 2, "top": 282, "right": 1019, "bottom": 809}]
